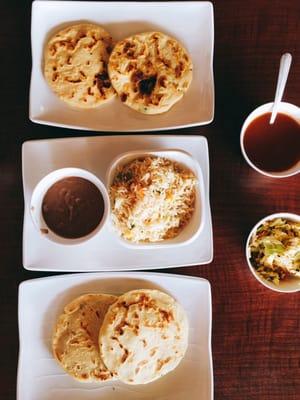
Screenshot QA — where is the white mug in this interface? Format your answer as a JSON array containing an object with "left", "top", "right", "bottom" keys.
[{"left": 240, "top": 102, "right": 300, "bottom": 178}]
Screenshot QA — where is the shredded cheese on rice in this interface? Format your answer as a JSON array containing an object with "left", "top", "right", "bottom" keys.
[{"left": 109, "top": 156, "right": 197, "bottom": 243}]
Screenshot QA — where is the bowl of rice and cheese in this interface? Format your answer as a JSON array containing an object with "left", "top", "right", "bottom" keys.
[{"left": 107, "top": 150, "right": 205, "bottom": 248}]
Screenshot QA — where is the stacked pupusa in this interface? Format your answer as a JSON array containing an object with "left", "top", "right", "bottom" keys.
[{"left": 52, "top": 289, "right": 188, "bottom": 384}]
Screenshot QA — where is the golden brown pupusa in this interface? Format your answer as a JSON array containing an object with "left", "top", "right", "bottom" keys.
[
  {"left": 44, "top": 23, "right": 115, "bottom": 108},
  {"left": 99, "top": 289, "right": 189, "bottom": 384},
  {"left": 108, "top": 31, "right": 193, "bottom": 114},
  {"left": 52, "top": 293, "right": 118, "bottom": 382}
]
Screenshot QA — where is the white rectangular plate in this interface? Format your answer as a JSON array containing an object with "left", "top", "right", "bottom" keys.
[
  {"left": 30, "top": 1, "right": 214, "bottom": 132},
  {"left": 22, "top": 135, "right": 213, "bottom": 271},
  {"left": 18, "top": 272, "right": 213, "bottom": 400}
]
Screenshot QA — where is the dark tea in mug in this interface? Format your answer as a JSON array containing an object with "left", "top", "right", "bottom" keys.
[{"left": 243, "top": 112, "right": 300, "bottom": 172}]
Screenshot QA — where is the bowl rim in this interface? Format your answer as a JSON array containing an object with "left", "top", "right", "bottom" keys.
[
  {"left": 245, "top": 212, "right": 300, "bottom": 293},
  {"left": 240, "top": 101, "right": 300, "bottom": 178},
  {"left": 30, "top": 167, "right": 110, "bottom": 245},
  {"left": 106, "top": 148, "right": 205, "bottom": 249}
]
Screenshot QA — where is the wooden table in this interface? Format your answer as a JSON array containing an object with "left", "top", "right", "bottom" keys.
[{"left": 1, "top": 1, "right": 299, "bottom": 399}]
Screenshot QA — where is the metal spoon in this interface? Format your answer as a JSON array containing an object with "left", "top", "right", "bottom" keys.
[{"left": 269, "top": 53, "right": 292, "bottom": 124}]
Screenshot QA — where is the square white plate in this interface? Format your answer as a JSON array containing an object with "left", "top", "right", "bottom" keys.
[
  {"left": 18, "top": 271, "right": 213, "bottom": 400},
  {"left": 30, "top": 1, "right": 214, "bottom": 132},
  {"left": 22, "top": 135, "right": 213, "bottom": 271}
]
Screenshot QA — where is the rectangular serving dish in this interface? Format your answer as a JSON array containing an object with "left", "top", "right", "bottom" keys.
[
  {"left": 22, "top": 135, "right": 213, "bottom": 271},
  {"left": 18, "top": 272, "right": 213, "bottom": 400},
  {"left": 30, "top": 1, "right": 214, "bottom": 131}
]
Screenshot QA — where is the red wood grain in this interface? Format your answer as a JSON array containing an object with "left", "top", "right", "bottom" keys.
[{"left": 0, "top": 1, "right": 299, "bottom": 399}]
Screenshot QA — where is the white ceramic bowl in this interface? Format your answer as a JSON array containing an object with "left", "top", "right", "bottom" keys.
[
  {"left": 240, "top": 102, "right": 300, "bottom": 178},
  {"left": 30, "top": 168, "right": 109, "bottom": 245},
  {"left": 106, "top": 149, "right": 205, "bottom": 249},
  {"left": 246, "top": 212, "right": 300, "bottom": 293}
]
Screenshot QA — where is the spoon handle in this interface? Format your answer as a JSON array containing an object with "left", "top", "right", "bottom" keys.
[{"left": 270, "top": 53, "right": 292, "bottom": 124}]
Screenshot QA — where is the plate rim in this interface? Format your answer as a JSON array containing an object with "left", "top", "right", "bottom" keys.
[
  {"left": 29, "top": 0, "right": 215, "bottom": 132},
  {"left": 17, "top": 271, "right": 213, "bottom": 400}
]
